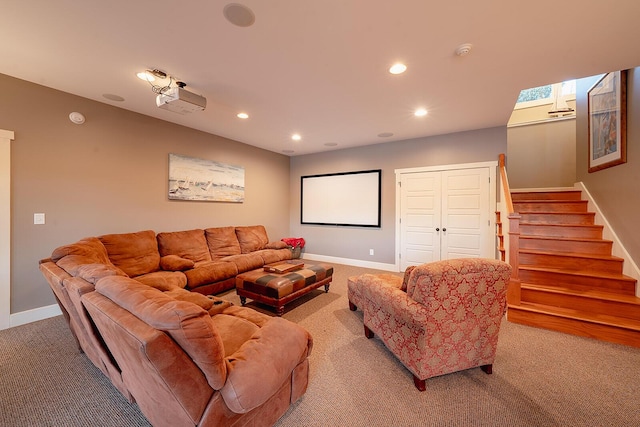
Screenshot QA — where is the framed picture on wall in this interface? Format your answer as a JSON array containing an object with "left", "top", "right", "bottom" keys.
[{"left": 587, "top": 70, "right": 627, "bottom": 172}]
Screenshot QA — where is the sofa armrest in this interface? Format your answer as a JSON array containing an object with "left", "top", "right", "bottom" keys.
[
  {"left": 360, "top": 278, "right": 430, "bottom": 331},
  {"left": 220, "top": 318, "right": 312, "bottom": 414},
  {"left": 160, "top": 255, "right": 195, "bottom": 271}
]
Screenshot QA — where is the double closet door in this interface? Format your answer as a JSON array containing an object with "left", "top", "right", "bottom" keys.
[{"left": 396, "top": 163, "right": 496, "bottom": 271}]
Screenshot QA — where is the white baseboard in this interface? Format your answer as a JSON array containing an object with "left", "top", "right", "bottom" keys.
[
  {"left": 10, "top": 303, "right": 61, "bottom": 328},
  {"left": 576, "top": 182, "right": 640, "bottom": 297},
  {"left": 302, "top": 253, "right": 398, "bottom": 272}
]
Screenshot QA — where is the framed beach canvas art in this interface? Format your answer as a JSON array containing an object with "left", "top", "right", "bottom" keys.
[
  {"left": 168, "top": 153, "right": 245, "bottom": 202},
  {"left": 587, "top": 70, "right": 627, "bottom": 173}
]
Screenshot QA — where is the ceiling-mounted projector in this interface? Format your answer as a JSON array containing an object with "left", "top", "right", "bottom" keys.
[{"left": 156, "top": 86, "right": 206, "bottom": 114}]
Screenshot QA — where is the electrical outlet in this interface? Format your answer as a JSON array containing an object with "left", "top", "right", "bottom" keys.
[{"left": 369, "top": 249, "right": 374, "bottom": 256}]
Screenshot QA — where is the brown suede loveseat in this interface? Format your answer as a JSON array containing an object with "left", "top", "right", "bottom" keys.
[{"left": 38, "top": 225, "right": 309, "bottom": 426}]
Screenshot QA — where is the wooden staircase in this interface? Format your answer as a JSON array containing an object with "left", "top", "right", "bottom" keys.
[{"left": 506, "top": 189, "right": 640, "bottom": 348}]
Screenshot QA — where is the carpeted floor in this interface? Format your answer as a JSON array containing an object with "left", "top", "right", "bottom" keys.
[{"left": 2, "top": 261, "right": 639, "bottom": 426}]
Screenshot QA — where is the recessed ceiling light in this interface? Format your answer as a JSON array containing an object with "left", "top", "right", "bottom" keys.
[
  {"left": 414, "top": 108, "right": 428, "bottom": 117},
  {"left": 389, "top": 63, "right": 407, "bottom": 75},
  {"left": 136, "top": 71, "right": 155, "bottom": 82},
  {"left": 237, "top": 112, "right": 249, "bottom": 119},
  {"left": 292, "top": 134, "right": 301, "bottom": 141},
  {"left": 102, "top": 94, "right": 125, "bottom": 102},
  {"left": 223, "top": 3, "right": 255, "bottom": 27},
  {"left": 378, "top": 132, "right": 394, "bottom": 138},
  {"left": 455, "top": 43, "right": 473, "bottom": 57}
]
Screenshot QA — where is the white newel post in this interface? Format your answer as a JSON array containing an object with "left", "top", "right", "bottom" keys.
[{"left": 0, "top": 129, "right": 14, "bottom": 330}]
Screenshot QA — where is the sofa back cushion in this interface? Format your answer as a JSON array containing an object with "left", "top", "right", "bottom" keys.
[
  {"left": 235, "top": 225, "right": 269, "bottom": 254},
  {"left": 95, "top": 275, "right": 228, "bottom": 390},
  {"left": 99, "top": 230, "right": 160, "bottom": 277},
  {"left": 205, "top": 227, "right": 241, "bottom": 259},
  {"left": 51, "top": 237, "right": 111, "bottom": 264},
  {"left": 157, "top": 229, "right": 212, "bottom": 263}
]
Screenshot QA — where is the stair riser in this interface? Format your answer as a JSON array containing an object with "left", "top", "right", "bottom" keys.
[
  {"left": 519, "top": 269, "right": 636, "bottom": 295},
  {"left": 519, "top": 253, "right": 623, "bottom": 274},
  {"left": 511, "top": 191, "right": 583, "bottom": 201},
  {"left": 520, "top": 288, "right": 640, "bottom": 321},
  {"left": 514, "top": 201, "right": 588, "bottom": 213},
  {"left": 519, "top": 238, "right": 612, "bottom": 255},
  {"left": 519, "top": 212, "right": 595, "bottom": 225},
  {"left": 507, "top": 308, "right": 640, "bottom": 348},
  {"left": 520, "top": 224, "right": 603, "bottom": 239}
]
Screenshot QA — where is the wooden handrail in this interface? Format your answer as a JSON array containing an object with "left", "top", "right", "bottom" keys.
[
  {"left": 499, "top": 153, "right": 514, "bottom": 214},
  {"left": 498, "top": 153, "right": 521, "bottom": 306}
]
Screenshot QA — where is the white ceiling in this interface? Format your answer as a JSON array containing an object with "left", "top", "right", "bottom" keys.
[{"left": 2, "top": 1, "right": 639, "bottom": 156}]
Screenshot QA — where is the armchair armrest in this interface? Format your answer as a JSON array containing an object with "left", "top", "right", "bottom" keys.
[
  {"left": 360, "top": 278, "right": 430, "bottom": 331},
  {"left": 220, "top": 318, "right": 312, "bottom": 414}
]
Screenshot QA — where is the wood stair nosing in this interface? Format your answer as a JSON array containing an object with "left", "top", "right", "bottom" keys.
[
  {"left": 519, "top": 236, "right": 613, "bottom": 255},
  {"left": 511, "top": 190, "right": 583, "bottom": 201},
  {"left": 518, "top": 211, "right": 596, "bottom": 225},
  {"left": 519, "top": 250, "right": 624, "bottom": 274},
  {"left": 520, "top": 283, "right": 640, "bottom": 321},
  {"left": 513, "top": 200, "right": 589, "bottom": 213},
  {"left": 519, "top": 223, "right": 603, "bottom": 239},
  {"left": 518, "top": 266, "right": 637, "bottom": 295},
  {"left": 507, "top": 303, "right": 640, "bottom": 348}
]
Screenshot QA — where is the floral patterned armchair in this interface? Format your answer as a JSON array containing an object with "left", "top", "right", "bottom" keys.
[{"left": 348, "top": 258, "right": 511, "bottom": 391}]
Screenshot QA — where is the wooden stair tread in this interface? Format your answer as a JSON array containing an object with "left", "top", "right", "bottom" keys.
[
  {"left": 508, "top": 302, "right": 640, "bottom": 331},
  {"left": 519, "top": 265, "right": 636, "bottom": 282},
  {"left": 519, "top": 248, "right": 623, "bottom": 261},
  {"left": 520, "top": 235, "right": 611, "bottom": 243},
  {"left": 521, "top": 283, "right": 640, "bottom": 304},
  {"left": 520, "top": 222, "right": 602, "bottom": 228}
]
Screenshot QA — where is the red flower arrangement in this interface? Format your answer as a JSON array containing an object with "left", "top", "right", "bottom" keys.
[{"left": 281, "top": 237, "right": 305, "bottom": 249}]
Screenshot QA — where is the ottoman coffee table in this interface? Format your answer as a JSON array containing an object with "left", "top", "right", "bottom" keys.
[{"left": 235, "top": 261, "right": 333, "bottom": 316}]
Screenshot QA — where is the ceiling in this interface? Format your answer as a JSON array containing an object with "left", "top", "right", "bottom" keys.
[{"left": 2, "top": 1, "right": 639, "bottom": 156}]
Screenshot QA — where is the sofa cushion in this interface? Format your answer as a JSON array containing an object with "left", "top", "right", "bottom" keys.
[
  {"left": 184, "top": 261, "right": 239, "bottom": 289},
  {"left": 211, "top": 314, "right": 260, "bottom": 357},
  {"left": 95, "top": 276, "right": 228, "bottom": 390},
  {"left": 265, "top": 241, "right": 288, "bottom": 250},
  {"left": 99, "top": 230, "right": 160, "bottom": 277},
  {"left": 51, "top": 237, "right": 111, "bottom": 264},
  {"left": 254, "top": 248, "right": 292, "bottom": 265},
  {"left": 205, "top": 227, "right": 241, "bottom": 260},
  {"left": 164, "top": 288, "right": 215, "bottom": 311},
  {"left": 74, "top": 263, "right": 127, "bottom": 284},
  {"left": 135, "top": 271, "right": 188, "bottom": 291},
  {"left": 157, "top": 229, "right": 212, "bottom": 263},
  {"left": 160, "top": 255, "right": 195, "bottom": 272},
  {"left": 235, "top": 226, "right": 269, "bottom": 254},
  {"left": 220, "top": 253, "right": 264, "bottom": 274}
]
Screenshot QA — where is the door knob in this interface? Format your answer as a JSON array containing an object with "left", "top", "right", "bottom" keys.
[
  {"left": 442, "top": 228, "right": 447, "bottom": 232},
  {"left": 436, "top": 227, "right": 440, "bottom": 231}
]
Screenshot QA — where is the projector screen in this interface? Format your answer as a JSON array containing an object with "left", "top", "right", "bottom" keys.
[{"left": 300, "top": 169, "right": 381, "bottom": 227}]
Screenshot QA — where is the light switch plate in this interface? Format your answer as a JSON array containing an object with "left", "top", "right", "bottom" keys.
[{"left": 34, "top": 213, "right": 45, "bottom": 225}]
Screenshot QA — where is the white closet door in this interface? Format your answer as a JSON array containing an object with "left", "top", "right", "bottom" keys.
[
  {"left": 399, "top": 172, "right": 441, "bottom": 271},
  {"left": 441, "top": 168, "right": 491, "bottom": 259}
]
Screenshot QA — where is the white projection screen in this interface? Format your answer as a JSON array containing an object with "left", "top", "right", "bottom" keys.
[{"left": 301, "top": 169, "right": 381, "bottom": 227}]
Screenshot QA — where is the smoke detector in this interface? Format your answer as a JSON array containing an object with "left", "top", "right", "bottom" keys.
[{"left": 455, "top": 43, "right": 473, "bottom": 56}]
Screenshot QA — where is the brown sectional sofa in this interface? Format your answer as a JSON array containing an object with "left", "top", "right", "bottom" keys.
[{"left": 39, "top": 225, "right": 309, "bottom": 426}]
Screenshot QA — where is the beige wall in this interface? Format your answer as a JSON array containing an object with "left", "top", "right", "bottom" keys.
[
  {"left": 1, "top": 74, "right": 290, "bottom": 313},
  {"left": 289, "top": 127, "right": 507, "bottom": 265},
  {"left": 507, "top": 119, "right": 576, "bottom": 188},
  {"left": 576, "top": 68, "right": 640, "bottom": 264}
]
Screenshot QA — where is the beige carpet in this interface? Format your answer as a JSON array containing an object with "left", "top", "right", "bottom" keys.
[{"left": 2, "top": 261, "right": 639, "bottom": 426}]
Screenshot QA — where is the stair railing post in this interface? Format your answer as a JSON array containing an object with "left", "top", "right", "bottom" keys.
[{"left": 507, "top": 213, "right": 522, "bottom": 305}]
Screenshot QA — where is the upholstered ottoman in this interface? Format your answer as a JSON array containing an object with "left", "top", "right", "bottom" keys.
[{"left": 235, "top": 262, "right": 333, "bottom": 315}]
